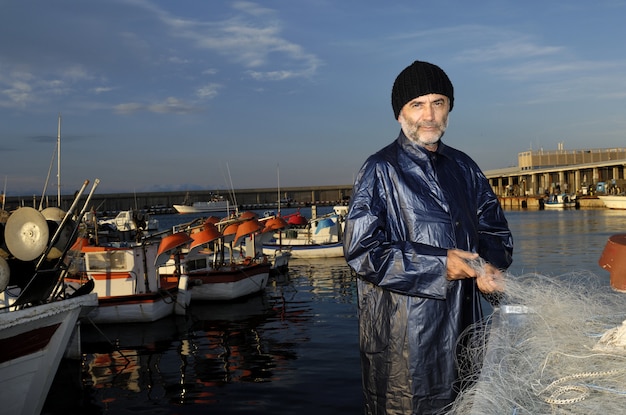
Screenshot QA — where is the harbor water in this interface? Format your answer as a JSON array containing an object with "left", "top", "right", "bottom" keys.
[{"left": 42, "top": 207, "right": 625, "bottom": 414}]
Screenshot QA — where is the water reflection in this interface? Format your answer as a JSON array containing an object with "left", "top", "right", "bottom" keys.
[
  {"left": 287, "top": 257, "right": 356, "bottom": 302},
  {"left": 44, "top": 258, "right": 362, "bottom": 415},
  {"left": 180, "top": 296, "right": 283, "bottom": 391}
]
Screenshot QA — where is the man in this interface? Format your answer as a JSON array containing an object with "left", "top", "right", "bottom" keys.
[{"left": 343, "top": 60, "right": 513, "bottom": 414}]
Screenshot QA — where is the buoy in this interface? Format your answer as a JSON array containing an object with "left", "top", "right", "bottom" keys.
[{"left": 599, "top": 233, "right": 626, "bottom": 292}]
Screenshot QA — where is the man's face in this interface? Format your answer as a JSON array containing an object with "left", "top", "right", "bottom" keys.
[{"left": 397, "top": 93, "right": 450, "bottom": 147}]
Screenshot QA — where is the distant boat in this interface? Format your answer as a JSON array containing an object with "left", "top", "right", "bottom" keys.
[
  {"left": 544, "top": 193, "right": 577, "bottom": 209},
  {"left": 261, "top": 205, "right": 348, "bottom": 259},
  {"left": 598, "top": 195, "right": 626, "bottom": 209},
  {"left": 97, "top": 209, "right": 159, "bottom": 232},
  {"left": 173, "top": 194, "right": 231, "bottom": 214}
]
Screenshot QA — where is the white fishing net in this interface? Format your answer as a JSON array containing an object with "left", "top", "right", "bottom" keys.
[{"left": 449, "top": 269, "right": 626, "bottom": 415}]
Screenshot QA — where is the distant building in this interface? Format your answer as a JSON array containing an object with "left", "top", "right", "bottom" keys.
[
  {"left": 484, "top": 145, "right": 626, "bottom": 197},
  {"left": 518, "top": 143, "right": 626, "bottom": 170}
]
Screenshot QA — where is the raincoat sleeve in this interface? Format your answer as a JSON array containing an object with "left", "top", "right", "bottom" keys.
[
  {"left": 475, "top": 171, "right": 514, "bottom": 270},
  {"left": 343, "top": 159, "right": 450, "bottom": 300}
]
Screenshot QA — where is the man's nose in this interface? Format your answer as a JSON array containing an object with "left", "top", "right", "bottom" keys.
[{"left": 423, "top": 104, "right": 435, "bottom": 120}]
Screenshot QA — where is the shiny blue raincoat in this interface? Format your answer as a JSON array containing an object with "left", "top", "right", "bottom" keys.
[{"left": 344, "top": 132, "right": 513, "bottom": 414}]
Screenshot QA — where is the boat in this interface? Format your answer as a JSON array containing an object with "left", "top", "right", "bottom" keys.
[
  {"left": 598, "top": 194, "right": 626, "bottom": 209},
  {"left": 0, "top": 292, "right": 97, "bottom": 415},
  {"left": 186, "top": 258, "right": 273, "bottom": 301},
  {"left": 97, "top": 209, "right": 159, "bottom": 232},
  {"left": 0, "top": 180, "right": 99, "bottom": 415},
  {"left": 543, "top": 193, "right": 577, "bottom": 209},
  {"left": 267, "top": 241, "right": 344, "bottom": 259},
  {"left": 183, "top": 216, "right": 272, "bottom": 301},
  {"left": 66, "top": 234, "right": 191, "bottom": 324},
  {"left": 173, "top": 194, "right": 232, "bottom": 214},
  {"left": 261, "top": 205, "right": 348, "bottom": 259},
  {"left": 159, "top": 213, "right": 289, "bottom": 301}
]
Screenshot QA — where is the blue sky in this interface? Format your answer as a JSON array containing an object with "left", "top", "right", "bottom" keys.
[{"left": 2, "top": 0, "right": 626, "bottom": 196}]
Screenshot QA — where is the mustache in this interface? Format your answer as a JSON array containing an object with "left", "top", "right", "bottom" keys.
[{"left": 418, "top": 122, "right": 442, "bottom": 128}]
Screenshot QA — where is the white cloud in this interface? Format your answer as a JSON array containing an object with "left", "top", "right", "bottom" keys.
[
  {"left": 114, "top": 97, "right": 202, "bottom": 115},
  {"left": 149, "top": 1, "right": 321, "bottom": 80},
  {"left": 196, "top": 83, "right": 220, "bottom": 99},
  {"left": 3, "top": 80, "right": 33, "bottom": 107},
  {"left": 458, "top": 39, "right": 563, "bottom": 62},
  {"left": 148, "top": 97, "right": 199, "bottom": 114},
  {"left": 91, "top": 86, "right": 114, "bottom": 94},
  {"left": 248, "top": 70, "right": 296, "bottom": 81},
  {"left": 114, "top": 102, "right": 144, "bottom": 115},
  {"left": 232, "top": 1, "right": 274, "bottom": 17}
]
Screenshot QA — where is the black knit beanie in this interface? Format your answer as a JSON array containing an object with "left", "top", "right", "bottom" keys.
[{"left": 391, "top": 60, "right": 454, "bottom": 119}]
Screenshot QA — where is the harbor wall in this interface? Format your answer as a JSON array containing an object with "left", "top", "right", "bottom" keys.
[
  {"left": 5, "top": 186, "right": 608, "bottom": 215},
  {"left": 3, "top": 185, "right": 354, "bottom": 214},
  {"left": 498, "top": 196, "right": 605, "bottom": 209}
]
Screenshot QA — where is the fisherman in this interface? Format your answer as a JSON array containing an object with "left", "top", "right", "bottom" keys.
[{"left": 343, "top": 60, "right": 514, "bottom": 414}]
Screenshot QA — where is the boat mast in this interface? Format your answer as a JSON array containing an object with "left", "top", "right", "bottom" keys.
[
  {"left": 1, "top": 176, "right": 6, "bottom": 211},
  {"left": 226, "top": 162, "right": 238, "bottom": 215},
  {"left": 277, "top": 163, "right": 281, "bottom": 216},
  {"left": 39, "top": 114, "right": 61, "bottom": 210},
  {"left": 57, "top": 113, "right": 61, "bottom": 207}
]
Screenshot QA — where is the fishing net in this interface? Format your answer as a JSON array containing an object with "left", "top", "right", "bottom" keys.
[{"left": 449, "top": 268, "right": 626, "bottom": 415}]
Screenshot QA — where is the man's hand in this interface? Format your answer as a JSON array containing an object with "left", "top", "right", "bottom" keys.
[
  {"left": 446, "top": 249, "right": 506, "bottom": 294},
  {"left": 446, "top": 249, "right": 479, "bottom": 281},
  {"left": 476, "top": 262, "right": 505, "bottom": 293}
]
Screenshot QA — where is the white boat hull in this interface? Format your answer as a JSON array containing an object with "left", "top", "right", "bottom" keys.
[
  {"left": 544, "top": 202, "right": 576, "bottom": 209},
  {"left": 544, "top": 194, "right": 576, "bottom": 209},
  {"left": 188, "top": 264, "right": 270, "bottom": 301},
  {"left": 88, "top": 293, "right": 180, "bottom": 324},
  {"left": 263, "top": 242, "right": 344, "bottom": 259},
  {"left": 598, "top": 195, "right": 626, "bottom": 209},
  {"left": 173, "top": 201, "right": 230, "bottom": 214},
  {"left": 0, "top": 293, "right": 98, "bottom": 415}
]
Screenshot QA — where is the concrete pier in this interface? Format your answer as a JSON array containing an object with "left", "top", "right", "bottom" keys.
[
  {"left": 3, "top": 185, "right": 353, "bottom": 214},
  {"left": 497, "top": 195, "right": 605, "bottom": 209},
  {"left": 498, "top": 196, "right": 541, "bottom": 209}
]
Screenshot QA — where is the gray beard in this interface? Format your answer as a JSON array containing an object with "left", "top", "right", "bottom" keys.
[
  {"left": 402, "top": 127, "right": 444, "bottom": 147},
  {"left": 415, "top": 136, "right": 441, "bottom": 146},
  {"left": 399, "top": 118, "right": 447, "bottom": 148}
]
